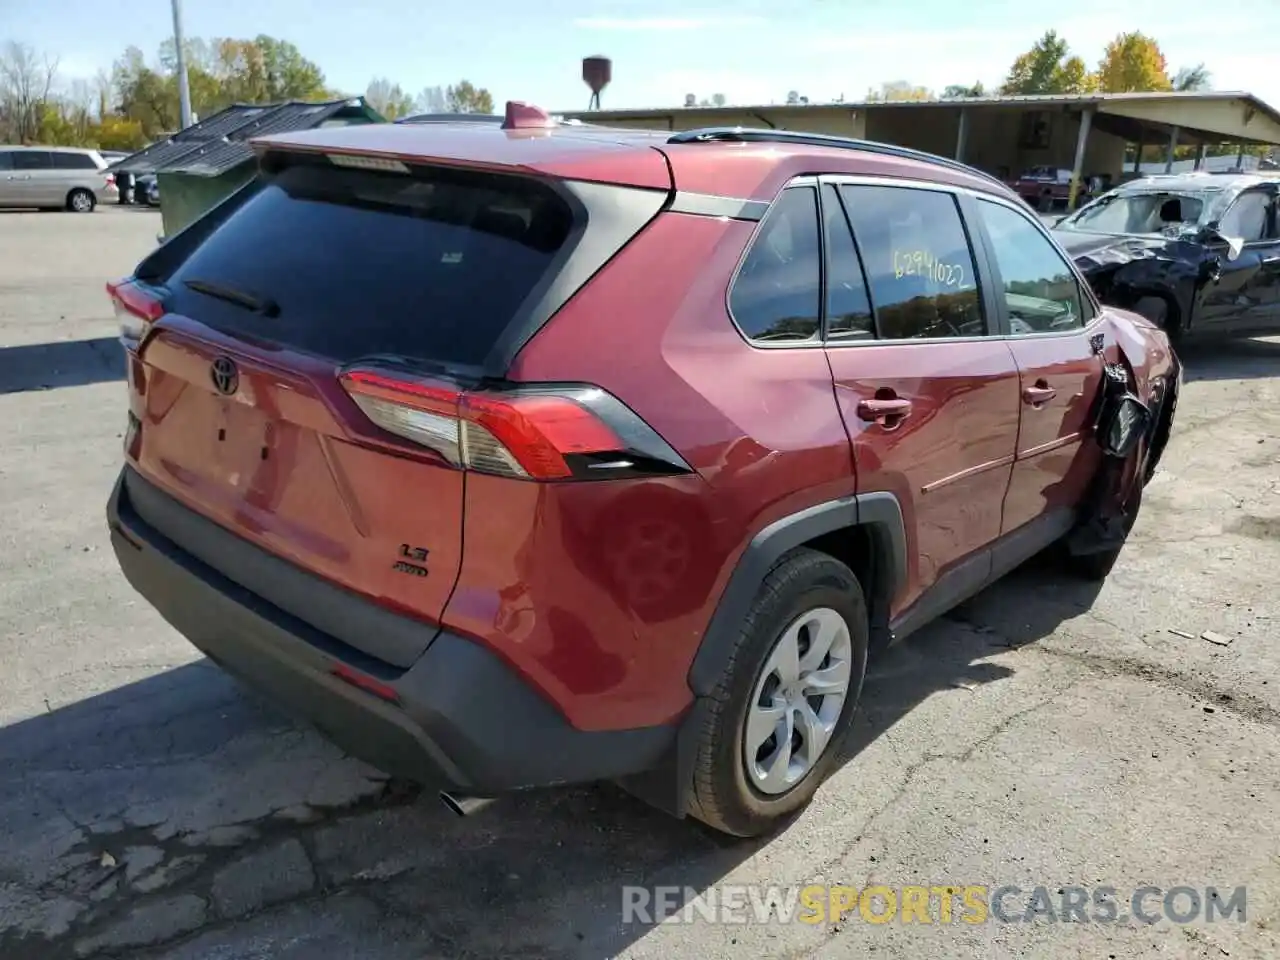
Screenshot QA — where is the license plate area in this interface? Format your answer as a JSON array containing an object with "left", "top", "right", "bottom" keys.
[{"left": 210, "top": 398, "right": 271, "bottom": 493}]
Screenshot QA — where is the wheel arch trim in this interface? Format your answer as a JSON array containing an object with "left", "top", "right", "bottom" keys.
[{"left": 687, "top": 491, "right": 907, "bottom": 697}]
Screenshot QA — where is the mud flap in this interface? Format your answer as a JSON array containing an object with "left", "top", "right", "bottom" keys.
[{"left": 1066, "top": 361, "right": 1154, "bottom": 557}]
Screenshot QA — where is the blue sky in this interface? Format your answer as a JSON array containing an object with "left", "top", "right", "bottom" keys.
[{"left": 9, "top": 0, "right": 1280, "bottom": 112}]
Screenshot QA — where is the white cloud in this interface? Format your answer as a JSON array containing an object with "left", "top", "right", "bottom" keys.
[{"left": 572, "top": 15, "right": 766, "bottom": 31}]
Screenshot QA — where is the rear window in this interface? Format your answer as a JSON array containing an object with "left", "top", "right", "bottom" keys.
[{"left": 163, "top": 161, "right": 575, "bottom": 367}]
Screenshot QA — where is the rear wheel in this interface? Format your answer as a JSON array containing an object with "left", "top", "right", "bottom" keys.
[
  {"left": 688, "top": 548, "right": 868, "bottom": 838},
  {"left": 66, "top": 188, "right": 95, "bottom": 213}
]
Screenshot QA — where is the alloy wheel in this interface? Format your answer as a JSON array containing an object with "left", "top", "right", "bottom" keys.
[{"left": 743, "top": 606, "right": 854, "bottom": 795}]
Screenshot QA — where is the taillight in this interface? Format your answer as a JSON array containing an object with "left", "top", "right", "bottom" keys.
[
  {"left": 107, "top": 278, "right": 165, "bottom": 343},
  {"left": 339, "top": 368, "right": 691, "bottom": 482}
]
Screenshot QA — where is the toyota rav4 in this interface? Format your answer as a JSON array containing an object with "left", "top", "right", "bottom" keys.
[{"left": 106, "top": 102, "right": 1180, "bottom": 838}]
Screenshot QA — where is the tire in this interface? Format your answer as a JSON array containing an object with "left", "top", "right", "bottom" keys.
[
  {"left": 1144, "top": 383, "right": 1176, "bottom": 485},
  {"left": 687, "top": 548, "right": 869, "bottom": 838},
  {"left": 66, "top": 188, "right": 95, "bottom": 213},
  {"left": 1067, "top": 479, "right": 1143, "bottom": 581}
]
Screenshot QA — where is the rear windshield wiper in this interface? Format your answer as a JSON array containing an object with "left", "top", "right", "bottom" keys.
[{"left": 183, "top": 278, "right": 280, "bottom": 318}]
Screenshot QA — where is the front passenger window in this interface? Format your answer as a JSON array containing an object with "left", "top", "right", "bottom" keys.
[{"left": 976, "top": 199, "right": 1087, "bottom": 333}]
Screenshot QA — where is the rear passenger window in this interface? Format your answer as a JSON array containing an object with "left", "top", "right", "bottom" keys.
[
  {"left": 976, "top": 199, "right": 1087, "bottom": 332},
  {"left": 730, "top": 186, "right": 821, "bottom": 343},
  {"left": 11, "top": 151, "right": 51, "bottom": 171},
  {"left": 822, "top": 185, "right": 874, "bottom": 339},
  {"left": 51, "top": 152, "right": 98, "bottom": 170},
  {"left": 839, "top": 185, "right": 984, "bottom": 340}
]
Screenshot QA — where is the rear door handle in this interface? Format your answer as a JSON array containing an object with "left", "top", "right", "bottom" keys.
[
  {"left": 856, "top": 397, "right": 913, "bottom": 423},
  {"left": 1022, "top": 383, "right": 1057, "bottom": 406}
]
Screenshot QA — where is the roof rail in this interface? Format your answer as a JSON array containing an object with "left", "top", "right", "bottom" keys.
[{"left": 666, "top": 127, "right": 1008, "bottom": 189}]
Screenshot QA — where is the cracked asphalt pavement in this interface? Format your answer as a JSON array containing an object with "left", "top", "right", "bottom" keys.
[{"left": 1, "top": 209, "right": 1278, "bottom": 959}]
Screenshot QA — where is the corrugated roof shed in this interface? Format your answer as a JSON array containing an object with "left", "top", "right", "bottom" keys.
[
  {"left": 108, "top": 98, "right": 383, "bottom": 177},
  {"left": 164, "top": 139, "right": 259, "bottom": 178}
]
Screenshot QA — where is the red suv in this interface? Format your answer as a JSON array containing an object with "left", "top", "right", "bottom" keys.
[{"left": 107, "top": 103, "right": 1180, "bottom": 838}]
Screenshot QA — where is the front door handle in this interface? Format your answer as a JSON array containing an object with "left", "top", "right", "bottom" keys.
[
  {"left": 1022, "top": 382, "right": 1057, "bottom": 406},
  {"left": 856, "top": 397, "right": 913, "bottom": 424}
]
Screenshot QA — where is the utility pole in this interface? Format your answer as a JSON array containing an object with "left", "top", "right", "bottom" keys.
[{"left": 171, "top": 0, "right": 193, "bottom": 129}]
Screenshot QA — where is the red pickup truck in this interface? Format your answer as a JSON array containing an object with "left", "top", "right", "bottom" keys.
[{"left": 1012, "top": 166, "right": 1113, "bottom": 212}]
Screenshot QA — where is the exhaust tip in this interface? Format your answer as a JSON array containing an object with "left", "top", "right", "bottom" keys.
[{"left": 439, "top": 791, "right": 496, "bottom": 817}]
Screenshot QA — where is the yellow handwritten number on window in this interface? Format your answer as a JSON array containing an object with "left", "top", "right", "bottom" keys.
[{"left": 893, "top": 250, "right": 965, "bottom": 287}]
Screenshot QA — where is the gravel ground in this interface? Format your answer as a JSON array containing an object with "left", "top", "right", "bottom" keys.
[{"left": 0, "top": 207, "right": 1277, "bottom": 959}]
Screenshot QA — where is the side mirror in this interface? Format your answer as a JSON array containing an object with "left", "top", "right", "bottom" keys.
[{"left": 1101, "top": 395, "right": 1153, "bottom": 459}]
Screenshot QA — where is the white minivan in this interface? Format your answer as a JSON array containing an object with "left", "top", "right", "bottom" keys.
[{"left": 0, "top": 146, "right": 119, "bottom": 212}]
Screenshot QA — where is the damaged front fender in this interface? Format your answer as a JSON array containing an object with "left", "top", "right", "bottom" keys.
[
  {"left": 1059, "top": 232, "right": 1216, "bottom": 336},
  {"left": 1065, "top": 346, "right": 1164, "bottom": 560}
]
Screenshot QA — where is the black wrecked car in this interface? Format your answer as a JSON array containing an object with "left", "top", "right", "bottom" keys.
[{"left": 1052, "top": 172, "right": 1280, "bottom": 342}]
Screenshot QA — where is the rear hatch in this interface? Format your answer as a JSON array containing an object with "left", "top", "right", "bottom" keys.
[{"left": 117, "top": 142, "right": 669, "bottom": 666}]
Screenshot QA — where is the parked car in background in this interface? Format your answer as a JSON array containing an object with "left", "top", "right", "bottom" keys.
[
  {"left": 106, "top": 109, "right": 1178, "bottom": 838},
  {"left": 1012, "top": 165, "right": 1107, "bottom": 211},
  {"left": 1053, "top": 172, "right": 1280, "bottom": 342},
  {"left": 135, "top": 173, "right": 160, "bottom": 207},
  {"left": 99, "top": 152, "right": 134, "bottom": 203},
  {"left": 0, "top": 146, "right": 117, "bottom": 212}
]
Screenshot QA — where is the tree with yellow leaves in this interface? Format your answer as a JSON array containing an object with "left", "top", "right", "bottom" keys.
[
  {"left": 1094, "top": 32, "right": 1172, "bottom": 93},
  {"left": 866, "top": 80, "right": 934, "bottom": 102}
]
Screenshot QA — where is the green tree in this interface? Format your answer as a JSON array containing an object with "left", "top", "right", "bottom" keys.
[
  {"left": 942, "top": 82, "right": 986, "bottom": 99},
  {"left": 1172, "top": 63, "right": 1211, "bottom": 92},
  {"left": 113, "top": 36, "right": 332, "bottom": 139},
  {"left": 1001, "top": 31, "right": 1093, "bottom": 94},
  {"left": 93, "top": 114, "right": 148, "bottom": 150},
  {"left": 113, "top": 46, "right": 178, "bottom": 136},
  {"left": 1095, "top": 32, "right": 1172, "bottom": 93},
  {"left": 365, "top": 77, "right": 415, "bottom": 119},
  {"left": 445, "top": 80, "right": 494, "bottom": 114},
  {"left": 415, "top": 85, "right": 447, "bottom": 113},
  {"left": 212, "top": 36, "right": 327, "bottom": 103}
]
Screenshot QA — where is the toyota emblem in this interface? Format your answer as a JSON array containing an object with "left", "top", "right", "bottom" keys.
[{"left": 210, "top": 357, "right": 239, "bottom": 396}]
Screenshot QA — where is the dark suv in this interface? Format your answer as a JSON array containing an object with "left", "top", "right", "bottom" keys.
[{"left": 107, "top": 103, "right": 1180, "bottom": 838}]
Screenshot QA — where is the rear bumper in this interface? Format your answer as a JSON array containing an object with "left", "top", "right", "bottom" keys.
[{"left": 107, "top": 467, "right": 676, "bottom": 795}]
